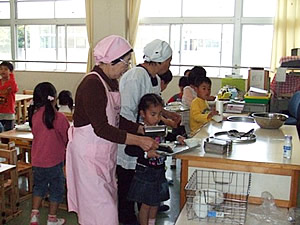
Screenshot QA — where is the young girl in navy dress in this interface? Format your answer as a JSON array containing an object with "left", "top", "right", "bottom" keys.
[
  {"left": 125, "top": 93, "right": 184, "bottom": 225},
  {"left": 28, "top": 82, "right": 70, "bottom": 225}
]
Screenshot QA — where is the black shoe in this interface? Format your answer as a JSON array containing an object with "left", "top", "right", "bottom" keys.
[
  {"left": 158, "top": 204, "right": 170, "bottom": 212},
  {"left": 170, "top": 158, "right": 176, "bottom": 169},
  {"left": 122, "top": 222, "right": 140, "bottom": 225}
]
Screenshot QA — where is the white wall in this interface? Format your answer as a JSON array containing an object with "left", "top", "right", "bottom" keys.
[{"left": 15, "top": 71, "right": 84, "bottom": 96}]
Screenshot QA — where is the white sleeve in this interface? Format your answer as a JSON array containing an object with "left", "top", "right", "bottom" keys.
[{"left": 120, "top": 69, "right": 149, "bottom": 122}]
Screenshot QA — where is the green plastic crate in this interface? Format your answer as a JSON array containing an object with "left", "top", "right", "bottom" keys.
[{"left": 244, "top": 93, "right": 271, "bottom": 104}]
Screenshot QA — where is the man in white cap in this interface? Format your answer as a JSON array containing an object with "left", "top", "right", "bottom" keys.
[{"left": 117, "top": 39, "right": 180, "bottom": 225}]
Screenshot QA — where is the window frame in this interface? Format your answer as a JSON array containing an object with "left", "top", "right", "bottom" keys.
[
  {"left": 0, "top": 0, "right": 87, "bottom": 72},
  {"left": 138, "top": 0, "right": 275, "bottom": 77}
]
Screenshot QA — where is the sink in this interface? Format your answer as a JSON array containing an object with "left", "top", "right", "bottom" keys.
[{"left": 227, "top": 116, "right": 254, "bottom": 123}]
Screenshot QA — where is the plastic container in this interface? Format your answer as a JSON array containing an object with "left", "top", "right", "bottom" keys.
[
  {"left": 283, "top": 135, "right": 293, "bottom": 159},
  {"left": 244, "top": 93, "right": 271, "bottom": 104},
  {"left": 185, "top": 169, "right": 251, "bottom": 224}
]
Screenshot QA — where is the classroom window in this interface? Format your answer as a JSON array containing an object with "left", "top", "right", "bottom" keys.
[
  {"left": 0, "top": 0, "right": 88, "bottom": 72},
  {"left": 0, "top": 0, "right": 10, "bottom": 19},
  {"left": 0, "top": 26, "right": 11, "bottom": 59},
  {"left": 137, "top": 0, "right": 277, "bottom": 77}
]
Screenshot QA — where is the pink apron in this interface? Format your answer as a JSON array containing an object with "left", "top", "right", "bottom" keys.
[{"left": 66, "top": 72, "right": 120, "bottom": 225}]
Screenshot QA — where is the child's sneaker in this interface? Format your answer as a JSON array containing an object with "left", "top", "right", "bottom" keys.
[
  {"left": 47, "top": 217, "right": 66, "bottom": 225},
  {"left": 30, "top": 210, "right": 39, "bottom": 225}
]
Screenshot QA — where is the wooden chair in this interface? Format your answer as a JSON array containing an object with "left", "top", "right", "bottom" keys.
[
  {"left": 22, "top": 90, "right": 34, "bottom": 95},
  {"left": 0, "top": 142, "right": 32, "bottom": 202},
  {"left": 62, "top": 112, "right": 73, "bottom": 122},
  {"left": 0, "top": 148, "right": 20, "bottom": 224},
  {"left": 21, "top": 90, "right": 34, "bottom": 123}
]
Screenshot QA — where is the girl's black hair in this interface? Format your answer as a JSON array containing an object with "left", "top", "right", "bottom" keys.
[
  {"left": 0, "top": 61, "right": 14, "bottom": 72},
  {"left": 58, "top": 90, "right": 73, "bottom": 111},
  {"left": 111, "top": 49, "right": 133, "bottom": 65},
  {"left": 179, "top": 76, "right": 189, "bottom": 87},
  {"left": 188, "top": 66, "right": 206, "bottom": 86},
  {"left": 158, "top": 69, "right": 173, "bottom": 84},
  {"left": 137, "top": 93, "right": 164, "bottom": 122},
  {"left": 28, "top": 82, "right": 57, "bottom": 129}
]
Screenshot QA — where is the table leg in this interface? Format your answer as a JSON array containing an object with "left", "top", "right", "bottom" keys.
[
  {"left": 180, "top": 159, "right": 188, "bottom": 210},
  {"left": 290, "top": 170, "right": 299, "bottom": 207},
  {"left": 9, "top": 168, "right": 19, "bottom": 213},
  {"left": 0, "top": 174, "right": 4, "bottom": 225},
  {"left": 16, "top": 102, "right": 21, "bottom": 125},
  {"left": 21, "top": 100, "right": 26, "bottom": 124}
]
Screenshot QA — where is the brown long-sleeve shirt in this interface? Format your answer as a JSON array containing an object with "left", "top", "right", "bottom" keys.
[{"left": 73, "top": 66, "right": 139, "bottom": 144}]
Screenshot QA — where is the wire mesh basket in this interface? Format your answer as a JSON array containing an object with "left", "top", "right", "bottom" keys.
[{"left": 185, "top": 169, "right": 251, "bottom": 224}]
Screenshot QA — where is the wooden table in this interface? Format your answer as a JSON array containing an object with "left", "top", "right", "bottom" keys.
[
  {"left": 176, "top": 121, "right": 300, "bottom": 209},
  {"left": 15, "top": 94, "right": 33, "bottom": 124},
  {"left": 0, "top": 129, "right": 33, "bottom": 163},
  {"left": 0, "top": 163, "right": 19, "bottom": 225}
]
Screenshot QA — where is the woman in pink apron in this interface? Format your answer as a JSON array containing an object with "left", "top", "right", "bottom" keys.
[{"left": 66, "top": 35, "right": 158, "bottom": 225}]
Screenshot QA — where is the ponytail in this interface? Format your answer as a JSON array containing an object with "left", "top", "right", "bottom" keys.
[{"left": 30, "top": 82, "right": 57, "bottom": 129}]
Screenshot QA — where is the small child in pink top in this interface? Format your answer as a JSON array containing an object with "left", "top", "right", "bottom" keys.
[{"left": 28, "top": 82, "right": 69, "bottom": 225}]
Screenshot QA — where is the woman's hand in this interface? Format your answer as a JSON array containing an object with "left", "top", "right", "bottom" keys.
[
  {"left": 137, "top": 125, "right": 145, "bottom": 135},
  {"left": 161, "top": 117, "right": 178, "bottom": 129},
  {"left": 176, "top": 135, "right": 186, "bottom": 145},
  {"left": 138, "top": 136, "right": 159, "bottom": 152},
  {"left": 146, "top": 150, "right": 161, "bottom": 158},
  {"left": 162, "top": 109, "right": 181, "bottom": 125}
]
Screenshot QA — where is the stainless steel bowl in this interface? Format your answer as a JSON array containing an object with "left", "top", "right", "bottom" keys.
[
  {"left": 252, "top": 113, "right": 288, "bottom": 129},
  {"left": 227, "top": 116, "right": 254, "bottom": 123}
]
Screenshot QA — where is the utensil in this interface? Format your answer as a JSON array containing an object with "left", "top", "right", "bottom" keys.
[
  {"left": 144, "top": 125, "right": 167, "bottom": 137},
  {"left": 240, "top": 128, "right": 254, "bottom": 137},
  {"left": 227, "top": 116, "right": 254, "bottom": 123},
  {"left": 252, "top": 113, "right": 288, "bottom": 129}
]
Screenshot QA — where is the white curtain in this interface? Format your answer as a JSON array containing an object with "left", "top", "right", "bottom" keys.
[
  {"left": 127, "top": 0, "right": 141, "bottom": 65},
  {"left": 85, "top": 0, "right": 94, "bottom": 73},
  {"left": 271, "top": 0, "right": 300, "bottom": 71}
]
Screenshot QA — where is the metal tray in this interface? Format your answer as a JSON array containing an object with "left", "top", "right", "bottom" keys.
[
  {"left": 227, "top": 116, "right": 254, "bottom": 123},
  {"left": 156, "top": 144, "right": 194, "bottom": 156},
  {"left": 214, "top": 130, "right": 256, "bottom": 143}
]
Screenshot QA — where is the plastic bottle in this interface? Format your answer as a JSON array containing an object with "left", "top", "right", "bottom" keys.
[{"left": 283, "top": 135, "right": 292, "bottom": 159}]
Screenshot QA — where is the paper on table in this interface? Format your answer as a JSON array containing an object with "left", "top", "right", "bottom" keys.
[
  {"left": 249, "top": 87, "right": 268, "bottom": 94},
  {"left": 276, "top": 67, "right": 287, "bottom": 82}
]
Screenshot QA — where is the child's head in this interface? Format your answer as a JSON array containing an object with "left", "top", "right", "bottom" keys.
[
  {"left": 158, "top": 69, "right": 173, "bottom": 92},
  {"left": 184, "top": 69, "right": 191, "bottom": 77},
  {"left": 29, "top": 82, "right": 57, "bottom": 129},
  {"left": 179, "top": 76, "right": 189, "bottom": 92},
  {"left": 138, "top": 93, "right": 164, "bottom": 126},
  {"left": 58, "top": 90, "right": 73, "bottom": 111},
  {"left": 194, "top": 76, "right": 212, "bottom": 101},
  {"left": 0, "top": 61, "right": 14, "bottom": 79},
  {"left": 188, "top": 66, "right": 206, "bottom": 87}
]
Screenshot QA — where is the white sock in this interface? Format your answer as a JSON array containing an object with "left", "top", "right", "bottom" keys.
[{"left": 148, "top": 218, "right": 156, "bottom": 225}]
